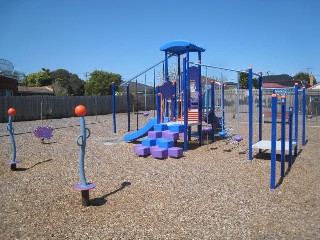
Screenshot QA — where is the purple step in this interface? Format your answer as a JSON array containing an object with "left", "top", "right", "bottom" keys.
[
  {"left": 142, "top": 138, "right": 156, "bottom": 147},
  {"left": 162, "top": 131, "right": 179, "bottom": 141},
  {"left": 148, "top": 131, "right": 162, "bottom": 138},
  {"left": 151, "top": 146, "right": 168, "bottom": 159},
  {"left": 134, "top": 145, "right": 150, "bottom": 156},
  {"left": 168, "top": 147, "right": 183, "bottom": 158}
]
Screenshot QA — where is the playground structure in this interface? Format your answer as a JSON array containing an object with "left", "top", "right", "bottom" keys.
[
  {"left": 248, "top": 75, "right": 307, "bottom": 189},
  {"left": 122, "top": 40, "right": 250, "bottom": 159}
]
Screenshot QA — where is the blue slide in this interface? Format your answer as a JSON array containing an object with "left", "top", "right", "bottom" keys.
[{"left": 124, "top": 118, "right": 157, "bottom": 142}]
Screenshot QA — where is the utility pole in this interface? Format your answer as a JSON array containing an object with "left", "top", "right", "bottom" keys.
[{"left": 83, "top": 72, "right": 90, "bottom": 81}]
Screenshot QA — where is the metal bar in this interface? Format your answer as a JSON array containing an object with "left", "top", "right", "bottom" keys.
[
  {"left": 198, "top": 52, "right": 202, "bottom": 146},
  {"left": 271, "top": 94, "right": 277, "bottom": 190},
  {"left": 183, "top": 57, "right": 188, "bottom": 151},
  {"left": 294, "top": 83, "right": 299, "bottom": 155},
  {"left": 126, "top": 84, "right": 130, "bottom": 132},
  {"left": 302, "top": 87, "right": 306, "bottom": 146},
  {"left": 280, "top": 96, "right": 286, "bottom": 178},
  {"left": 248, "top": 67, "right": 253, "bottom": 160},
  {"left": 289, "top": 107, "right": 293, "bottom": 168},
  {"left": 112, "top": 83, "right": 116, "bottom": 133}
]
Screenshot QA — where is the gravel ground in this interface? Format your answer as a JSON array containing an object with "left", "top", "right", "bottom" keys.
[{"left": 0, "top": 112, "right": 319, "bottom": 239}]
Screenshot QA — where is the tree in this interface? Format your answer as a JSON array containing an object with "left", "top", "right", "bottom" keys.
[
  {"left": 239, "top": 72, "right": 258, "bottom": 89},
  {"left": 84, "top": 70, "right": 122, "bottom": 96},
  {"left": 23, "top": 68, "right": 52, "bottom": 87},
  {"left": 51, "top": 69, "right": 85, "bottom": 96},
  {"left": 294, "top": 72, "right": 317, "bottom": 85}
]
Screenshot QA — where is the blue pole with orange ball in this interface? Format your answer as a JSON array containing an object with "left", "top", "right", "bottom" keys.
[
  {"left": 6, "top": 108, "right": 21, "bottom": 171},
  {"left": 74, "top": 105, "right": 95, "bottom": 206}
]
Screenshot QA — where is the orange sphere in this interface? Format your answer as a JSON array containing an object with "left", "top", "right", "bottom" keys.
[
  {"left": 75, "top": 105, "right": 86, "bottom": 117},
  {"left": 8, "top": 108, "right": 16, "bottom": 116}
]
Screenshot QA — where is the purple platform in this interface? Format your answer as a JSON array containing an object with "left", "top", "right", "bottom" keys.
[
  {"left": 134, "top": 145, "right": 150, "bottom": 156},
  {"left": 162, "top": 131, "right": 179, "bottom": 141},
  {"left": 168, "top": 147, "right": 183, "bottom": 158},
  {"left": 148, "top": 131, "right": 162, "bottom": 138},
  {"left": 142, "top": 138, "right": 156, "bottom": 147},
  {"left": 151, "top": 147, "right": 168, "bottom": 159},
  {"left": 74, "top": 182, "right": 96, "bottom": 190},
  {"left": 6, "top": 160, "right": 21, "bottom": 165}
]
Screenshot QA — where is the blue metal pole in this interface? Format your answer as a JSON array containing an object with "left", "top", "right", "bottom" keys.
[
  {"left": 126, "top": 84, "right": 130, "bottom": 132},
  {"left": 112, "top": 82, "right": 116, "bottom": 133},
  {"left": 222, "top": 83, "right": 225, "bottom": 131},
  {"left": 258, "top": 72, "right": 263, "bottom": 143},
  {"left": 183, "top": 56, "right": 188, "bottom": 151},
  {"left": 248, "top": 67, "right": 253, "bottom": 160},
  {"left": 302, "top": 87, "right": 306, "bottom": 146},
  {"left": 271, "top": 94, "right": 277, "bottom": 190},
  {"left": 211, "top": 80, "right": 215, "bottom": 142},
  {"left": 198, "top": 53, "right": 202, "bottom": 146},
  {"left": 8, "top": 116, "right": 17, "bottom": 162},
  {"left": 289, "top": 107, "right": 293, "bottom": 168},
  {"left": 294, "top": 83, "right": 299, "bottom": 155},
  {"left": 79, "top": 116, "right": 88, "bottom": 186},
  {"left": 280, "top": 96, "right": 286, "bottom": 178},
  {"left": 165, "top": 51, "right": 169, "bottom": 82},
  {"left": 173, "top": 81, "right": 177, "bottom": 120}
]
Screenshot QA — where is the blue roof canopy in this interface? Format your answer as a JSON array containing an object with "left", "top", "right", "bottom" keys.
[{"left": 160, "top": 40, "right": 205, "bottom": 55}]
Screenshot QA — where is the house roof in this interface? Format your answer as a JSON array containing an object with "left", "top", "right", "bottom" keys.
[
  {"left": 262, "top": 82, "right": 287, "bottom": 88},
  {"left": 18, "top": 85, "right": 54, "bottom": 95},
  {"left": 309, "top": 82, "right": 320, "bottom": 89},
  {"left": 160, "top": 40, "right": 205, "bottom": 55}
]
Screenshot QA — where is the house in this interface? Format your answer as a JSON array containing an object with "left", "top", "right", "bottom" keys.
[
  {"left": 0, "top": 75, "right": 18, "bottom": 96},
  {"left": 262, "top": 74, "right": 310, "bottom": 88},
  {"left": 309, "top": 83, "right": 320, "bottom": 90},
  {"left": 18, "top": 85, "right": 54, "bottom": 96}
]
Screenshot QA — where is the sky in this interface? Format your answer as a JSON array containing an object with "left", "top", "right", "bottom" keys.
[{"left": 1, "top": 0, "right": 319, "bottom": 83}]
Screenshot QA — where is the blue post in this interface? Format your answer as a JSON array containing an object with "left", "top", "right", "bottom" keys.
[
  {"left": 211, "top": 80, "right": 215, "bottom": 142},
  {"left": 183, "top": 56, "right": 188, "bottom": 151},
  {"left": 248, "top": 67, "right": 253, "bottom": 160},
  {"left": 6, "top": 108, "right": 20, "bottom": 171},
  {"left": 258, "top": 72, "right": 263, "bottom": 143},
  {"left": 221, "top": 83, "right": 225, "bottom": 131},
  {"left": 165, "top": 51, "right": 169, "bottom": 82},
  {"left": 271, "top": 94, "right": 277, "bottom": 190},
  {"left": 74, "top": 105, "right": 95, "bottom": 206},
  {"left": 126, "top": 84, "right": 130, "bottom": 132},
  {"left": 288, "top": 107, "right": 293, "bottom": 168},
  {"left": 198, "top": 53, "right": 202, "bottom": 146},
  {"left": 280, "top": 96, "right": 286, "bottom": 178},
  {"left": 294, "top": 83, "right": 299, "bottom": 155},
  {"left": 112, "top": 82, "right": 116, "bottom": 133},
  {"left": 302, "top": 87, "right": 306, "bottom": 146}
]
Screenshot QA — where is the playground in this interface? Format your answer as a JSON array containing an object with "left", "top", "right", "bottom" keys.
[
  {"left": 0, "top": 112, "right": 319, "bottom": 239},
  {"left": 1, "top": 40, "right": 319, "bottom": 239}
]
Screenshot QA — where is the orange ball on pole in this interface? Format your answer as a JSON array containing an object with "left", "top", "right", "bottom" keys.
[
  {"left": 75, "top": 105, "right": 86, "bottom": 117},
  {"left": 8, "top": 108, "right": 16, "bottom": 116}
]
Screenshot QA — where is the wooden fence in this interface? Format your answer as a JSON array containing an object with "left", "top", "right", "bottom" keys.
[{"left": 0, "top": 89, "right": 319, "bottom": 122}]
